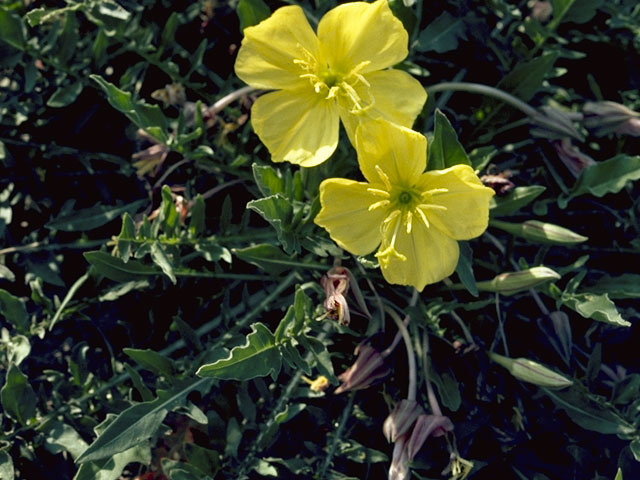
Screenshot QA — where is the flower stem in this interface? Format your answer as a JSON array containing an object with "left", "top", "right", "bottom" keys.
[
  {"left": 208, "top": 85, "right": 256, "bottom": 115},
  {"left": 385, "top": 305, "right": 417, "bottom": 401},
  {"left": 381, "top": 289, "right": 419, "bottom": 358},
  {"left": 427, "top": 82, "right": 539, "bottom": 118},
  {"left": 421, "top": 331, "right": 442, "bottom": 416}
]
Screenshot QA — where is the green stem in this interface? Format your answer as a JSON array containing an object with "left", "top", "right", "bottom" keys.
[
  {"left": 49, "top": 271, "right": 90, "bottom": 331},
  {"left": 385, "top": 306, "right": 417, "bottom": 401},
  {"left": 0, "top": 239, "right": 108, "bottom": 256},
  {"left": 317, "top": 393, "right": 355, "bottom": 479},
  {"left": 427, "top": 82, "right": 539, "bottom": 118}
]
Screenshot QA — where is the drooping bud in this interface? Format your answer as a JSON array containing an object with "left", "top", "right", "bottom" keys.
[
  {"left": 583, "top": 101, "right": 640, "bottom": 137},
  {"left": 335, "top": 343, "right": 390, "bottom": 394},
  {"left": 383, "top": 399, "right": 424, "bottom": 443},
  {"left": 530, "top": 106, "right": 584, "bottom": 141},
  {"left": 552, "top": 138, "right": 597, "bottom": 177},
  {"left": 489, "top": 352, "right": 573, "bottom": 388},
  {"left": 406, "top": 414, "right": 454, "bottom": 461},
  {"left": 475, "top": 266, "right": 561, "bottom": 295},
  {"left": 132, "top": 129, "right": 170, "bottom": 178},
  {"left": 490, "top": 219, "right": 588, "bottom": 245},
  {"left": 388, "top": 433, "right": 410, "bottom": 480}
]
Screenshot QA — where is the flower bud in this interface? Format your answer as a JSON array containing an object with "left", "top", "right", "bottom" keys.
[
  {"left": 490, "top": 219, "right": 588, "bottom": 245},
  {"left": 383, "top": 399, "right": 424, "bottom": 443},
  {"left": 531, "top": 1, "right": 552, "bottom": 22},
  {"left": 406, "top": 414, "right": 454, "bottom": 461},
  {"left": 530, "top": 106, "right": 584, "bottom": 141},
  {"left": 335, "top": 343, "right": 390, "bottom": 394},
  {"left": 476, "top": 266, "right": 561, "bottom": 295},
  {"left": 489, "top": 352, "right": 573, "bottom": 388},
  {"left": 552, "top": 138, "right": 596, "bottom": 178},
  {"left": 583, "top": 101, "right": 640, "bottom": 137}
]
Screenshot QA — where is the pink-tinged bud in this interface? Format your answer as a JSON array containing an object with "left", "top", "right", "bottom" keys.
[
  {"left": 584, "top": 101, "right": 640, "bottom": 137},
  {"left": 552, "top": 138, "right": 597, "bottom": 177},
  {"left": 335, "top": 343, "right": 390, "bottom": 394},
  {"left": 406, "top": 414, "right": 454, "bottom": 461},
  {"left": 531, "top": 1, "right": 552, "bottom": 22},
  {"left": 388, "top": 433, "right": 410, "bottom": 480},
  {"left": 383, "top": 400, "right": 424, "bottom": 443}
]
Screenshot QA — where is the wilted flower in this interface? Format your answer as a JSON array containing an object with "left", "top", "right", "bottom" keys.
[
  {"left": 530, "top": 1, "right": 553, "bottom": 23},
  {"left": 383, "top": 399, "right": 424, "bottom": 443},
  {"left": 315, "top": 119, "right": 494, "bottom": 290},
  {"left": 583, "top": 101, "right": 640, "bottom": 137},
  {"left": 151, "top": 83, "right": 187, "bottom": 106},
  {"left": 321, "top": 266, "right": 351, "bottom": 326},
  {"left": 335, "top": 342, "right": 390, "bottom": 394},
  {"left": 302, "top": 375, "right": 330, "bottom": 392},
  {"left": 406, "top": 414, "right": 454, "bottom": 461},
  {"left": 132, "top": 129, "right": 170, "bottom": 178},
  {"left": 552, "top": 138, "right": 596, "bottom": 177},
  {"left": 234, "top": 0, "right": 426, "bottom": 166}
]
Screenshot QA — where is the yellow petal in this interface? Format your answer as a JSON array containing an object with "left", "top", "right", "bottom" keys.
[
  {"left": 314, "top": 179, "right": 387, "bottom": 255},
  {"left": 235, "top": 6, "right": 319, "bottom": 90},
  {"left": 379, "top": 217, "right": 460, "bottom": 290},
  {"left": 251, "top": 89, "right": 339, "bottom": 167},
  {"left": 365, "top": 69, "right": 426, "bottom": 127},
  {"left": 338, "top": 70, "right": 426, "bottom": 148},
  {"left": 417, "top": 165, "right": 495, "bottom": 240},
  {"left": 355, "top": 118, "right": 426, "bottom": 186},
  {"left": 317, "top": 0, "right": 408, "bottom": 74}
]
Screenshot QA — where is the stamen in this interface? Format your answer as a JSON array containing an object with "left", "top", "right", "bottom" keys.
[
  {"left": 382, "top": 209, "right": 400, "bottom": 226},
  {"left": 375, "top": 213, "right": 407, "bottom": 265},
  {"left": 418, "top": 203, "right": 447, "bottom": 211},
  {"left": 369, "top": 200, "right": 390, "bottom": 211},
  {"left": 416, "top": 207, "right": 430, "bottom": 229},
  {"left": 341, "top": 82, "right": 364, "bottom": 112},
  {"left": 367, "top": 187, "right": 390, "bottom": 197},
  {"left": 374, "top": 165, "right": 392, "bottom": 191},
  {"left": 404, "top": 211, "right": 413, "bottom": 234},
  {"left": 421, "top": 187, "right": 449, "bottom": 200}
]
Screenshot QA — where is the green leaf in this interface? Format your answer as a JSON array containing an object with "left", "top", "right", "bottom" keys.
[
  {"left": 549, "top": 0, "right": 576, "bottom": 29},
  {"left": 560, "top": 155, "right": 640, "bottom": 207},
  {"left": 188, "top": 194, "right": 205, "bottom": 238},
  {"left": 90, "top": 75, "right": 168, "bottom": 143},
  {"left": 614, "top": 467, "right": 623, "bottom": 480},
  {"left": 74, "top": 441, "right": 151, "bottom": 480},
  {"left": 47, "top": 81, "right": 83, "bottom": 108},
  {"left": 84, "top": 251, "right": 160, "bottom": 282},
  {"left": 6, "top": 334, "right": 30, "bottom": 366},
  {"left": 338, "top": 439, "right": 388, "bottom": 464},
  {"left": 150, "top": 243, "right": 177, "bottom": 284},
  {"left": 429, "top": 368, "right": 462, "bottom": 411},
  {"left": 77, "top": 378, "right": 212, "bottom": 463},
  {"left": 123, "top": 348, "right": 174, "bottom": 378},
  {"left": 427, "top": 109, "right": 471, "bottom": 171},
  {"left": 557, "top": 292, "right": 630, "bottom": 327},
  {"left": 116, "top": 212, "right": 136, "bottom": 262},
  {"left": 297, "top": 335, "right": 337, "bottom": 383},
  {"left": 46, "top": 199, "right": 146, "bottom": 231},
  {"left": 630, "top": 439, "right": 640, "bottom": 463},
  {"left": 123, "top": 363, "right": 154, "bottom": 401},
  {"left": 252, "top": 163, "right": 285, "bottom": 197},
  {"left": 414, "top": 12, "right": 467, "bottom": 53},
  {"left": 159, "top": 185, "right": 179, "bottom": 237},
  {"left": 543, "top": 385, "right": 635, "bottom": 435},
  {"left": 0, "top": 451, "right": 14, "bottom": 480},
  {"left": 588, "top": 274, "right": 640, "bottom": 299},
  {"left": 0, "top": 289, "right": 28, "bottom": 332},
  {"left": 561, "top": 0, "right": 603, "bottom": 24},
  {"left": 0, "top": 8, "right": 25, "bottom": 50},
  {"left": 454, "top": 241, "right": 478, "bottom": 297},
  {"left": 247, "top": 194, "right": 297, "bottom": 253},
  {"left": 1, "top": 364, "right": 37, "bottom": 425},
  {"left": 196, "top": 323, "right": 282, "bottom": 380},
  {"left": 497, "top": 52, "right": 559, "bottom": 102},
  {"left": 44, "top": 422, "right": 89, "bottom": 460},
  {"left": 233, "top": 244, "right": 295, "bottom": 275},
  {"left": 236, "top": 0, "right": 270, "bottom": 31},
  {"left": 490, "top": 186, "right": 546, "bottom": 216}
]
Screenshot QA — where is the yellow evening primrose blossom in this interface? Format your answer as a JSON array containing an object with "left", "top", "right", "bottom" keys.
[
  {"left": 234, "top": 0, "right": 426, "bottom": 167},
  {"left": 314, "top": 119, "right": 495, "bottom": 291}
]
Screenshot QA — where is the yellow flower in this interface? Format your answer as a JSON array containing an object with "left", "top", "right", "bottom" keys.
[
  {"left": 314, "top": 119, "right": 495, "bottom": 291},
  {"left": 234, "top": 0, "right": 426, "bottom": 167}
]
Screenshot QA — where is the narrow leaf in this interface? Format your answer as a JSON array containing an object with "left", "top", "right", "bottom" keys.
[
  {"left": 84, "top": 251, "right": 160, "bottom": 282},
  {"left": 47, "top": 81, "right": 83, "bottom": 108},
  {"left": 46, "top": 199, "right": 146, "bottom": 231},
  {"left": 489, "top": 185, "right": 546, "bottom": 216},
  {"left": 123, "top": 348, "right": 174, "bottom": 378}
]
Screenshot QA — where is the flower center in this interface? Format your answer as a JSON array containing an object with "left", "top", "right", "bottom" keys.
[
  {"left": 367, "top": 164, "right": 449, "bottom": 267},
  {"left": 293, "top": 44, "right": 374, "bottom": 115}
]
